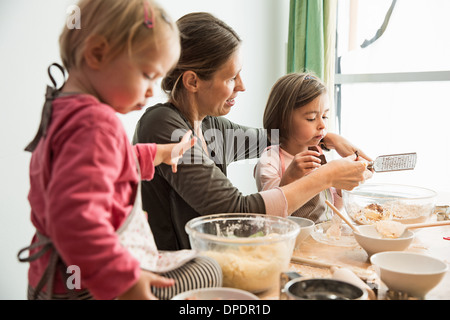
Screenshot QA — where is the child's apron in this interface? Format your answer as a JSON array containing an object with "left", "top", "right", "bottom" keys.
[
  {"left": 116, "top": 161, "right": 198, "bottom": 275},
  {"left": 18, "top": 64, "right": 197, "bottom": 300}
]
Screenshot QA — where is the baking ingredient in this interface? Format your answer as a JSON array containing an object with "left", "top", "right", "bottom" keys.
[
  {"left": 326, "top": 215, "right": 342, "bottom": 239},
  {"left": 348, "top": 201, "right": 431, "bottom": 225},
  {"left": 375, "top": 220, "right": 450, "bottom": 238},
  {"left": 204, "top": 240, "right": 291, "bottom": 293},
  {"left": 375, "top": 220, "right": 405, "bottom": 238}
]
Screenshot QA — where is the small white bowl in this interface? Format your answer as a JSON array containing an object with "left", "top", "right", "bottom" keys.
[
  {"left": 354, "top": 225, "right": 414, "bottom": 257},
  {"left": 171, "top": 287, "right": 260, "bottom": 300},
  {"left": 288, "top": 216, "right": 315, "bottom": 248},
  {"left": 370, "top": 251, "right": 448, "bottom": 299}
]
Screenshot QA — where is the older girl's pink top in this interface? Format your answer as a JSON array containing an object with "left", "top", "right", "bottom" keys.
[{"left": 27, "top": 94, "right": 157, "bottom": 300}]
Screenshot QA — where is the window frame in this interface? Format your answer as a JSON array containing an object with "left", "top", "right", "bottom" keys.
[{"left": 333, "top": 0, "right": 450, "bottom": 133}]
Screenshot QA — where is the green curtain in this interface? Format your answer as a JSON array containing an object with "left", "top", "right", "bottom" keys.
[
  {"left": 287, "top": 0, "right": 337, "bottom": 129},
  {"left": 287, "top": 0, "right": 322, "bottom": 77}
]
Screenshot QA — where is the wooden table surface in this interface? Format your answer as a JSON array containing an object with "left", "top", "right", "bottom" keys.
[{"left": 259, "top": 216, "right": 450, "bottom": 300}]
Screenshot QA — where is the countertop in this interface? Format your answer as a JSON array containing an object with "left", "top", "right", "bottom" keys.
[{"left": 258, "top": 215, "right": 450, "bottom": 300}]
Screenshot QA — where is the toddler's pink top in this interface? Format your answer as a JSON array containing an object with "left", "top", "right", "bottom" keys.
[{"left": 27, "top": 94, "right": 156, "bottom": 300}]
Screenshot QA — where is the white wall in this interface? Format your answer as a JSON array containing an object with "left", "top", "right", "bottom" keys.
[{"left": 0, "top": 0, "right": 289, "bottom": 299}]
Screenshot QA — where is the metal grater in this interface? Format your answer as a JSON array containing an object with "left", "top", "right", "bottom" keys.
[{"left": 366, "top": 152, "right": 417, "bottom": 173}]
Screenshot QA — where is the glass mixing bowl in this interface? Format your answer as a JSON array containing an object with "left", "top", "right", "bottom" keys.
[
  {"left": 185, "top": 213, "right": 300, "bottom": 293},
  {"left": 343, "top": 183, "right": 437, "bottom": 225}
]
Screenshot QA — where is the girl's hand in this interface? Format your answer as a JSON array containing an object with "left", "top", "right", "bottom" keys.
[
  {"left": 280, "top": 150, "right": 322, "bottom": 186},
  {"left": 322, "top": 133, "right": 372, "bottom": 162},
  {"left": 117, "top": 269, "right": 175, "bottom": 300},
  {"left": 155, "top": 131, "right": 197, "bottom": 173}
]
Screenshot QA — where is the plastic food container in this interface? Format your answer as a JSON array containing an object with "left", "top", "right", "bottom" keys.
[
  {"left": 185, "top": 213, "right": 300, "bottom": 293},
  {"left": 343, "top": 183, "right": 437, "bottom": 225}
]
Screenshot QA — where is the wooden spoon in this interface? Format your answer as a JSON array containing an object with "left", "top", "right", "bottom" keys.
[
  {"left": 375, "top": 220, "right": 450, "bottom": 238},
  {"left": 405, "top": 220, "right": 450, "bottom": 229},
  {"left": 325, "top": 200, "right": 359, "bottom": 233}
]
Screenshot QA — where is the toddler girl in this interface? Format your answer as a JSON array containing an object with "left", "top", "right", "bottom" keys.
[
  {"left": 254, "top": 73, "right": 343, "bottom": 222},
  {"left": 19, "top": 0, "right": 221, "bottom": 300}
]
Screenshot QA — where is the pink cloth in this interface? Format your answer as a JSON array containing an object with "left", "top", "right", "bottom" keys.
[
  {"left": 27, "top": 94, "right": 157, "bottom": 300},
  {"left": 259, "top": 187, "right": 289, "bottom": 218}
]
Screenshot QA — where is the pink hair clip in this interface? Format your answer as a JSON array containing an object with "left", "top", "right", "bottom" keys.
[{"left": 143, "top": 1, "right": 155, "bottom": 29}]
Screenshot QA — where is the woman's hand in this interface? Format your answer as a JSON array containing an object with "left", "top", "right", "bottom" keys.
[
  {"left": 117, "top": 270, "right": 175, "bottom": 300},
  {"left": 279, "top": 150, "right": 322, "bottom": 186},
  {"left": 324, "top": 154, "right": 372, "bottom": 191},
  {"left": 155, "top": 130, "right": 197, "bottom": 173},
  {"left": 281, "top": 153, "right": 372, "bottom": 214},
  {"left": 322, "top": 133, "right": 372, "bottom": 162}
]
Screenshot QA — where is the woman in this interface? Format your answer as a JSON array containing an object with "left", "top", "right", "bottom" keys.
[{"left": 133, "top": 12, "right": 371, "bottom": 250}]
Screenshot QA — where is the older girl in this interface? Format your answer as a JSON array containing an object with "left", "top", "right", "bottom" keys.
[{"left": 255, "top": 73, "right": 344, "bottom": 222}]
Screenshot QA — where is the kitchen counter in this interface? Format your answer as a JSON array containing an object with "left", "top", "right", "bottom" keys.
[{"left": 258, "top": 216, "right": 450, "bottom": 300}]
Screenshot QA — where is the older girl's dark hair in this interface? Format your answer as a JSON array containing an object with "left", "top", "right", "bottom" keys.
[
  {"left": 161, "top": 12, "right": 241, "bottom": 105},
  {"left": 263, "top": 73, "right": 327, "bottom": 144}
]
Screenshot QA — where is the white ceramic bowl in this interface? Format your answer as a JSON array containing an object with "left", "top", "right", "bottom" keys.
[
  {"left": 343, "top": 183, "right": 437, "bottom": 225},
  {"left": 354, "top": 225, "right": 415, "bottom": 257},
  {"left": 287, "top": 216, "right": 315, "bottom": 248},
  {"left": 171, "top": 287, "right": 260, "bottom": 300},
  {"left": 185, "top": 213, "right": 300, "bottom": 293},
  {"left": 370, "top": 251, "right": 448, "bottom": 298}
]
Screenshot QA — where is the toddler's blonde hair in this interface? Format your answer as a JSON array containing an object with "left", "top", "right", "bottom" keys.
[{"left": 59, "top": 0, "right": 178, "bottom": 71}]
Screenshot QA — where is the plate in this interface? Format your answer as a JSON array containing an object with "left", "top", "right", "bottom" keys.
[
  {"left": 171, "top": 287, "right": 260, "bottom": 300},
  {"left": 311, "top": 221, "right": 358, "bottom": 247}
]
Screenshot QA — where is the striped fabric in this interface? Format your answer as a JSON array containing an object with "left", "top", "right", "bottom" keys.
[{"left": 152, "top": 256, "right": 223, "bottom": 300}]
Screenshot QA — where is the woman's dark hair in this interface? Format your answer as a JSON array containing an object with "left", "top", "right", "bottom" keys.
[{"left": 161, "top": 12, "right": 241, "bottom": 105}]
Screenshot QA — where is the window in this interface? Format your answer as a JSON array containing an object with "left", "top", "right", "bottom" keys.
[{"left": 335, "top": 0, "right": 450, "bottom": 199}]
